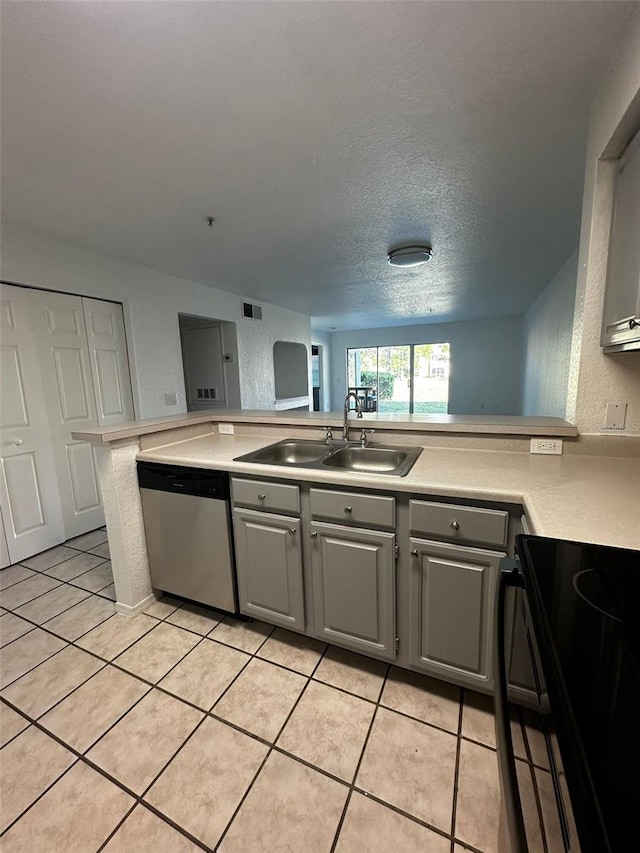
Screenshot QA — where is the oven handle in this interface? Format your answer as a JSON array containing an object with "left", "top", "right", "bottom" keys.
[{"left": 494, "top": 559, "right": 529, "bottom": 853}]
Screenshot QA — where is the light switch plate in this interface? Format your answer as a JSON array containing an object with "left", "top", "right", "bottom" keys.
[
  {"left": 164, "top": 392, "right": 177, "bottom": 406},
  {"left": 218, "top": 423, "right": 234, "bottom": 434},
  {"left": 603, "top": 402, "right": 627, "bottom": 430}
]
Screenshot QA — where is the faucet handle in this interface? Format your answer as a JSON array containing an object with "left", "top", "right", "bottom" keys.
[
  {"left": 359, "top": 428, "right": 374, "bottom": 445},
  {"left": 319, "top": 426, "right": 334, "bottom": 441}
]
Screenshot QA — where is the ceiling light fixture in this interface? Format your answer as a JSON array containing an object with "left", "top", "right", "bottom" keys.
[{"left": 387, "top": 245, "right": 432, "bottom": 267}]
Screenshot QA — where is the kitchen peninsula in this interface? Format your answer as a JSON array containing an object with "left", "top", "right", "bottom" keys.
[{"left": 74, "top": 409, "right": 640, "bottom": 618}]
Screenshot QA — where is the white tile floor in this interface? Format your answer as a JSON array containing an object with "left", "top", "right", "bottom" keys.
[{"left": 0, "top": 530, "right": 558, "bottom": 852}]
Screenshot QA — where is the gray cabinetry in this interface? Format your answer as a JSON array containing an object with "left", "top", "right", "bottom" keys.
[
  {"left": 310, "top": 521, "right": 396, "bottom": 660},
  {"left": 409, "top": 537, "right": 503, "bottom": 685},
  {"left": 233, "top": 507, "right": 304, "bottom": 630}
]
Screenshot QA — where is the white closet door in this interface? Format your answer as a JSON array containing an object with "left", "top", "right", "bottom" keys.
[
  {"left": 29, "top": 289, "right": 105, "bottom": 538},
  {"left": 82, "top": 298, "right": 135, "bottom": 426},
  {"left": 0, "top": 285, "right": 65, "bottom": 561},
  {"left": 0, "top": 507, "right": 10, "bottom": 568}
]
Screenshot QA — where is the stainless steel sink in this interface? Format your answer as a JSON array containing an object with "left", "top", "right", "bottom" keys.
[
  {"left": 235, "top": 439, "right": 422, "bottom": 476},
  {"left": 249, "top": 440, "right": 331, "bottom": 465},
  {"left": 321, "top": 445, "right": 421, "bottom": 476}
]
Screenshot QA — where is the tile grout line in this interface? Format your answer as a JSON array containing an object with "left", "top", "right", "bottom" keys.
[
  {"left": 0, "top": 758, "right": 84, "bottom": 840},
  {"left": 211, "top": 639, "right": 331, "bottom": 851},
  {"left": 1, "top": 691, "right": 211, "bottom": 852},
  {"left": 0, "top": 608, "right": 157, "bottom": 694},
  {"left": 449, "top": 687, "right": 465, "bottom": 853},
  {"left": 328, "top": 661, "right": 390, "bottom": 853},
  {"left": 3, "top": 606, "right": 511, "bottom": 830},
  {"left": 4, "top": 536, "right": 502, "bottom": 850},
  {"left": 519, "top": 706, "right": 551, "bottom": 853},
  {"left": 3, "top": 645, "right": 494, "bottom": 852},
  {"left": 0, "top": 587, "right": 106, "bottom": 650}
]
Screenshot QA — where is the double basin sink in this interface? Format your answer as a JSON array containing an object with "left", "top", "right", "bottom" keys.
[{"left": 235, "top": 438, "right": 422, "bottom": 477}]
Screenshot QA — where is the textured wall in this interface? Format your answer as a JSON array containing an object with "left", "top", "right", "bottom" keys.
[
  {"left": 95, "top": 440, "right": 153, "bottom": 612},
  {"left": 569, "top": 11, "right": 640, "bottom": 435},
  {"left": 523, "top": 252, "right": 578, "bottom": 417},
  {"left": 1, "top": 225, "right": 311, "bottom": 418},
  {"left": 328, "top": 317, "right": 525, "bottom": 416}
]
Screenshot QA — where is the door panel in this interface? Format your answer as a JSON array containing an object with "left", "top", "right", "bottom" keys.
[
  {"left": 3, "top": 453, "right": 46, "bottom": 533},
  {"left": 66, "top": 442, "right": 101, "bottom": 514},
  {"left": 311, "top": 522, "right": 396, "bottom": 660},
  {"left": 52, "top": 347, "right": 91, "bottom": 421},
  {"left": 1, "top": 346, "right": 29, "bottom": 427},
  {"left": 47, "top": 304, "right": 80, "bottom": 334},
  {"left": 0, "top": 285, "right": 65, "bottom": 561},
  {"left": 83, "top": 298, "right": 134, "bottom": 426},
  {"left": 233, "top": 507, "right": 304, "bottom": 630},
  {"left": 30, "top": 290, "right": 104, "bottom": 538},
  {"left": 422, "top": 554, "right": 484, "bottom": 672},
  {"left": 410, "top": 537, "right": 502, "bottom": 685},
  {"left": 0, "top": 507, "right": 10, "bottom": 569},
  {"left": 95, "top": 349, "right": 124, "bottom": 417}
]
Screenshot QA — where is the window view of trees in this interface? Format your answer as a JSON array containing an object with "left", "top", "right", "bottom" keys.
[{"left": 347, "top": 343, "right": 450, "bottom": 414}]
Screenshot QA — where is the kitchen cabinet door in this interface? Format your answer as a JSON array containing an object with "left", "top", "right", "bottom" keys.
[
  {"left": 233, "top": 507, "right": 304, "bottom": 630},
  {"left": 310, "top": 522, "right": 396, "bottom": 661},
  {"left": 409, "top": 537, "right": 503, "bottom": 686}
]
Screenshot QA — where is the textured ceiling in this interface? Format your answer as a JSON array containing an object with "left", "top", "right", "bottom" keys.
[{"left": 1, "top": 1, "right": 636, "bottom": 331}]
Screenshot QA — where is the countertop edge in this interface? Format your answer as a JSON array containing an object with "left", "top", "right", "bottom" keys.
[{"left": 72, "top": 410, "right": 579, "bottom": 443}]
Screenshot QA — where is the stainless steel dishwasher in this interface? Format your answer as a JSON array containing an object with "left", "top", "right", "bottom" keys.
[{"left": 137, "top": 461, "right": 238, "bottom": 613}]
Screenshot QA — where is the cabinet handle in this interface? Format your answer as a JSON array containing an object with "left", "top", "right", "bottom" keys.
[
  {"left": 344, "top": 505, "right": 353, "bottom": 514},
  {"left": 451, "top": 520, "right": 460, "bottom": 531},
  {"left": 410, "top": 549, "right": 419, "bottom": 557},
  {"left": 310, "top": 531, "right": 318, "bottom": 538},
  {"left": 258, "top": 493, "right": 266, "bottom": 501},
  {"left": 630, "top": 318, "right": 639, "bottom": 330},
  {"left": 289, "top": 527, "right": 296, "bottom": 535}
]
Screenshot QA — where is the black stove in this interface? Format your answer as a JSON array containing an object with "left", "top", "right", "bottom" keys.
[{"left": 516, "top": 535, "right": 640, "bottom": 852}]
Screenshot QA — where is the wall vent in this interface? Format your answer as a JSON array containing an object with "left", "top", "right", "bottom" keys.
[{"left": 242, "top": 301, "right": 263, "bottom": 320}]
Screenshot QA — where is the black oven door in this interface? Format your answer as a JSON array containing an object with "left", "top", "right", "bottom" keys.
[{"left": 494, "top": 558, "right": 581, "bottom": 853}]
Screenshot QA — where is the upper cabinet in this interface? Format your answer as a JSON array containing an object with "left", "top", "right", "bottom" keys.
[{"left": 601, "top": 130, "right": 640, "bottom": 352}]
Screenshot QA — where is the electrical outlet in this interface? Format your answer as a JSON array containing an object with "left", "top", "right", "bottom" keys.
[
  {"left": 218, "top": 423, "right": 234, "bottom": 435},
  {"left": 530, "top": 438, "right": 563, "bottom": 455}
]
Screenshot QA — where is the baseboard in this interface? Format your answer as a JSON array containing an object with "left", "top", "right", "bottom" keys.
[{"left": 115, "top": 592, "right": 156, "bottom": 617}]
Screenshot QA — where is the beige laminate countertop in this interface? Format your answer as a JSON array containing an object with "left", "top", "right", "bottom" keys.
[{"left": 137, "top": 433, "right": 640, "bottom": 552}]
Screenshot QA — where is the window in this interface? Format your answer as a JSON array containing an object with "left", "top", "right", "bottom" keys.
[{"left": 346, "top": 343, "right": 450, "bottom": 414}]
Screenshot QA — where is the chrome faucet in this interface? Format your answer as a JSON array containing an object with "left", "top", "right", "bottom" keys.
[{"left": 343, "top": 392, "right": 363, "bottom": 439}]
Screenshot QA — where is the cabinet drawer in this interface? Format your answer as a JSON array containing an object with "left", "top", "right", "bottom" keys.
[
  {"left": 410, "top": 500, "right": 508, "bottom": 548},
  {"left": 310, "top": 488, "right": 395, "bottom": 529},
  {"left": 232, "top": 477, "right": 300, "bottom": 514}
]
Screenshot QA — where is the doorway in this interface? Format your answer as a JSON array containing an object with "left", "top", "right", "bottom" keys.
[
  {"left": 346, "top": 343, "right": 450, "bottom": 414},
  {"left": 179, "top": 315, "right": 241, "bottom": 412},
  {"left": 312, "top": 344, "right": 323, "bottom": 411}
]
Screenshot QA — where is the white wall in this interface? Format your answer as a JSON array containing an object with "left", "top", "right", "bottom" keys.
[
  {"left": 1, "top": 225, "right": 312, "bottom": 418},
  {"left": 328, "top": 317, "right": 524, "bottom": 416},
  {"left": 568, "top": 10, "right": 640, "bottom": 435},
  {"left": 523, "top": 251, "right": 578, "bottom": 418}
]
